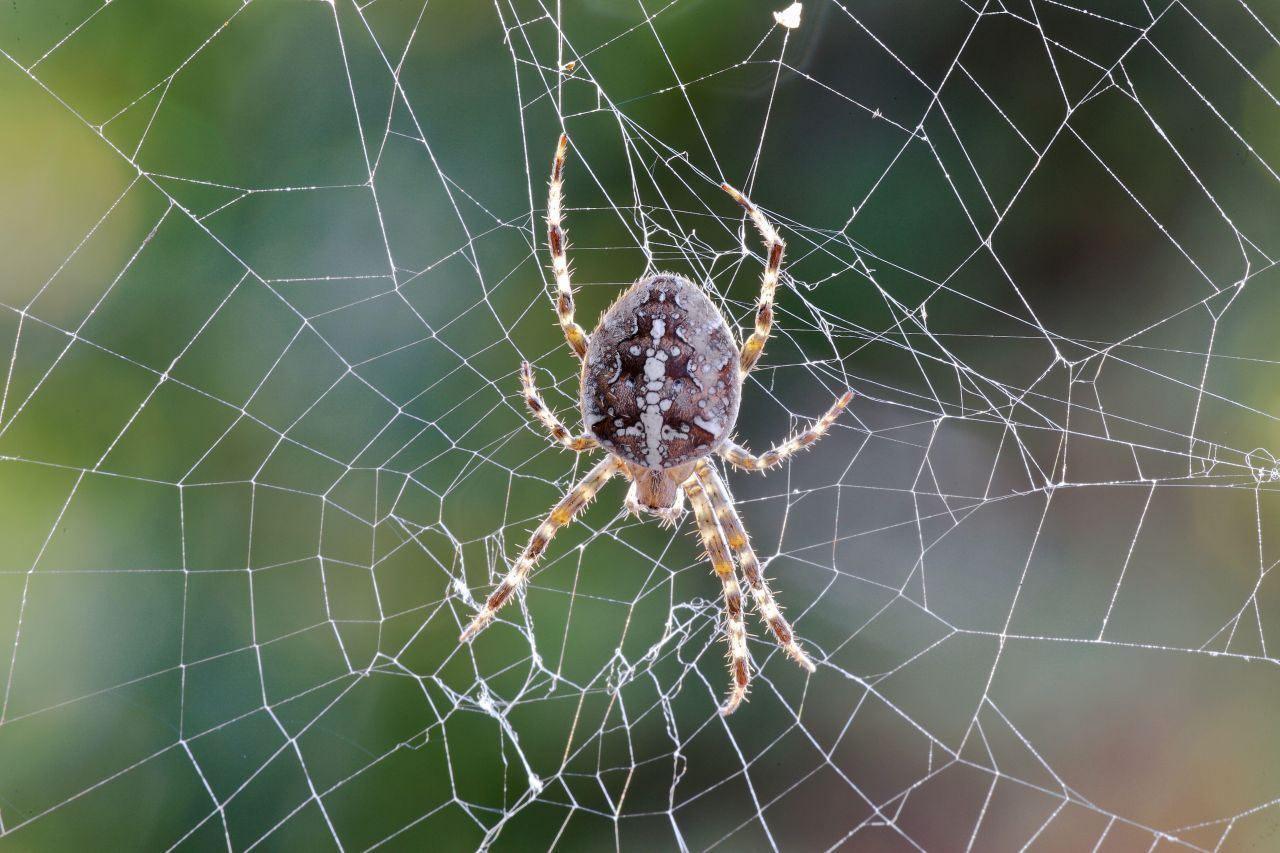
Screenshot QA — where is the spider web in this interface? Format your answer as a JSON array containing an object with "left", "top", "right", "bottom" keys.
[{"left": 2, "top": 0, "right": 1280, "bottom": 848}]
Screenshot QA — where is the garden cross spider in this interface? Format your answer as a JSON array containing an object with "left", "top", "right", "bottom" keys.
[{"left": 459, "top": 134, "right": 853, "bottom": 715}]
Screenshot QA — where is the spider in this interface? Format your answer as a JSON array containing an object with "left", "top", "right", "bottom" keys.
[{"left": 459, "top": 134, "right": 853, "bottom": 715}]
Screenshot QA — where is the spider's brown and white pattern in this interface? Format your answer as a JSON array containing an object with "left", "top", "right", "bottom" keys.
[{"left": 460, "top": 134, "right": 852, "bottom": 715}]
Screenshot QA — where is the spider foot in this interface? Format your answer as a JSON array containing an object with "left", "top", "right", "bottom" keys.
[
  {"left": 784, "top": 642, "right": 817, "bottom": 673},
  {"left": 459, "top": 609, "right": 495, "bottom": 643},
  {"left": 720, "top": 182, "right": 751, "bottom": 212},
  {"left": 720, "top": 659, "right": 750, "bottom": 716},
  {"left": 720, "top": 686, "right": 747, "bottom": 716}
]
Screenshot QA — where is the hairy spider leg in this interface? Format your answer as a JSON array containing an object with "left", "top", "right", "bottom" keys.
[
  {"left": 696, "top": 462, "right": 815, "bottom": 671},
  {"left": 548, "top": 134, "right": 589, "bottom": 359},
  {"left": 459, "top": 456, "right": 621, "bottom": 642},
  {"left": 521, "top": 362, "right": 597, "bottom": 451},
  {"left": 718, "top": 390, "right": 854, "bottom": 471},
  {"left": 722, "top": 183, "right": 785, "bottom": 375},
  {"left": 685, "top": 473, "right": 752, "bottom": 715}
]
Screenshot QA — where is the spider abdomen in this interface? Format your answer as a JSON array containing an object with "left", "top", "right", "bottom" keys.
[{"left": 581, "top": 273, "right": 741, "bottom": 470}]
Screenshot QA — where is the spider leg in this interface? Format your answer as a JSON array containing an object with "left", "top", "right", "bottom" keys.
[
  {"left": 459, "top": 456, "right": 620, "bottom": 642},
  {"left": 722, "top": 183, "right": 784, "bottom": 375},
  {"left": 685, "top": 473, "right": 751, "bottom": 715},
  {"left": 521, "top": 362, "right": 598, "bottom": 452},
  {"left": 696, "top": 462, "right": 815, "bottom": 672},
  {"left": 718, "top": 390, "right": 853, "bottom": 472},
  {"left": 549, "top": 134, "right": 590, "bottom": 360}
]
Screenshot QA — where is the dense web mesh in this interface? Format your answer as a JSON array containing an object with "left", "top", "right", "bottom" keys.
[{"left": 2, "top": 0, "right": 1280, "bottom": 849}]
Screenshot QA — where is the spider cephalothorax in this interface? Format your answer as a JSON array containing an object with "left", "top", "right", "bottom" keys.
[{"left": 459, "top": 134, "right": 852, "bottom": 715}]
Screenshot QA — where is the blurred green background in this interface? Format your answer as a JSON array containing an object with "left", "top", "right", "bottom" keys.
[{"left": 2, "top": 0, "right": 1280, "bottom": 849}]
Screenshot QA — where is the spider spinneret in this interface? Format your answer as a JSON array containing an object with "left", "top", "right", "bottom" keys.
[{"left": 459, "top": 133, "right": 853, "bottom": 716}]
